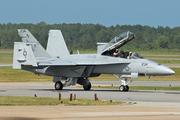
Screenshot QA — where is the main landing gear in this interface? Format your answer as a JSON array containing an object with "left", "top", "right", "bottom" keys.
[
  {"left": 83, "top": 83, "right": 91, "bottom": 90},
  {"left": 77, "top": 77, "right": 91, "bottom": 91},
  {"left": 113, "top": 74, "right": 132, "bottom": 92},
  {"left": 55, "top": 81, "right": 63, "bottom": 90},
  {"left": 53, "top": 77, "right": 92, "bottom": 91}
]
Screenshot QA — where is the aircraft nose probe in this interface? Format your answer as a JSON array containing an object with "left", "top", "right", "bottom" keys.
[{"left": 156, "top": 65, "right": 175, "bottom": 75}]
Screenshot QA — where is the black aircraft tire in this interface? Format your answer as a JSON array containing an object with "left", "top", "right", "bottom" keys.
[
  {"left": 126, "top": 86, "right": 129, "bottom": 91},
  {"left": 119, "top": 85, "right": 125, "bottom": 92},
  {"left": 83, "top": 83, "right": 91, "bottom": 90},
  {"left": 55, "top": 81, "right": 63, "bottom": 90},
  {"left": 124, "top": 86, "right": 129, "bottom": 92}
]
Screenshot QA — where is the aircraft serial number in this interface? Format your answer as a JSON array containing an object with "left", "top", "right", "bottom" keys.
[
  {"left": 87, "top": 55, "right": 96, "bottom": 59},
  {"left": 142, "top": 62, "right": 148, "bottom": 66}
]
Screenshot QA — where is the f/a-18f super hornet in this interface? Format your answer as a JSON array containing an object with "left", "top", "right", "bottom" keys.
[{"left": 12, "top": 29, "right": 175, "bottom": 92}]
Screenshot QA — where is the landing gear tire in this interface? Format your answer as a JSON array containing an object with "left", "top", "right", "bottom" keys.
[
  {"left": 124, "top": 86, "right": 129, "bottom": 92},
  {"left": 119, "top": 85, "right": 129, "bottom": 92},
  {"left": 119, "top": 85, "right": 125, "bottom": 91},
  {"left": 55, "top": 81, "right": 63, "bottom": 90},
  {"left": 83, "top": 83, "right": 91, "bottom": 90}
]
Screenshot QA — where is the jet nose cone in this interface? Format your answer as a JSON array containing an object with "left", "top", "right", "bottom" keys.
[
  {"left": 166, "top": 69, "right": 175, "bottom": 75},
  {"left": 156, "top": 65, "right": 175, "bottom": 75}
]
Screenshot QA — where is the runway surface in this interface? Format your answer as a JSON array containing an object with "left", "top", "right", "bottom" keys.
[
  {"left": 0, "top": 81, "right": 180, "bottom": 102},
  {"left": 1, "top": 82, "right": 180, "bottom": 119}
]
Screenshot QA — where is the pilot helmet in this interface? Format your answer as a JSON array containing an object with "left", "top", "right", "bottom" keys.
[
  {"left": 115, "top": 49, "right": 118, "bottom": 52},
  {"left": 129, "top": 52, "right": 132, "bottom": 55}
]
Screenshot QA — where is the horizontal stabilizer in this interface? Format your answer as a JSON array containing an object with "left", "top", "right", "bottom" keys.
[{"left": 13, "top": 42, "right": 37, "bottom": 69}]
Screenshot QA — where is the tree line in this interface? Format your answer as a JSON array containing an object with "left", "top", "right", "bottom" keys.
[{"left": 0, "top": 21, "right": 180, "bottom": 52}]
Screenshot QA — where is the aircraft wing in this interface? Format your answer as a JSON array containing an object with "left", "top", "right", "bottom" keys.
[
  {"left": 37, "top": 60, "right": 130, "bottom": 66},
  {"left": 38, "top": 61, "right": 76, "bottom": 66},
  {"left": 76, "top": 61, "right": 130, "bottom": 65},
  {"left": 37, "top": 60, "right": 130, "bottom": 78},
  {"left": 0, "top": 64, "right": 13, "bottom": 67},
  {"left": 101, "top": 31, "right": 135, "bottom": 55}
]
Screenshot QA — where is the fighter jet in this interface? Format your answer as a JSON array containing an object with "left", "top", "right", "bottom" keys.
[{"left": 11, "top": 29, "right": 175, "bottom": 92}]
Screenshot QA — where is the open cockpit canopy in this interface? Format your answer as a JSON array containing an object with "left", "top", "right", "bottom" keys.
[{"left": 101, "top": 31, "right": 135, "bottom": 56}]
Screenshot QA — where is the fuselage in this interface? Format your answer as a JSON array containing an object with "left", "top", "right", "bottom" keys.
[
  {"left": 62, "top": 54, "right": 175, "bottom": 75},
  {"left": 23, "top": 53, "right": 175, "bottom": 78}
]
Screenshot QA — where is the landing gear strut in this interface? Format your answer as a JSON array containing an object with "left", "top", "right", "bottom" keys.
[{"left": 55, "top": 81, "right": 63, "bottom": 90}]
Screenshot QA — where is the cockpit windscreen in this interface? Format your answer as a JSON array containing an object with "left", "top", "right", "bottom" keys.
[{"left": 131, "top": 52, "right": 144, "bottom": 59}]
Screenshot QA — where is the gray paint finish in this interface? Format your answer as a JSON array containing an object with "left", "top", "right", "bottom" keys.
[{"left": 12, "top": 29, "right": 176, "bottom": 91}]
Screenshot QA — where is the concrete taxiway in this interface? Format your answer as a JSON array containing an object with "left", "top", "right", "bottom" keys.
[{"left": 0, "top": 81, "right": 180, "bottom": 102}]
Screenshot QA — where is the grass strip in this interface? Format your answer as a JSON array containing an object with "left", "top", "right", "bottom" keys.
[
  {"left": 89, "top": 86, "right": 180, "bottom": 91},
  {"left": 0, "top": 96, "right": 123, "bottom": 106},
  {"left": 153, "top": 60, "right": 180, "bottom": 64}
]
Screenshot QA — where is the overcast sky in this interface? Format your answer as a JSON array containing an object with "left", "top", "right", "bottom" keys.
[{"left": 0, "top": 0, "right": 180, "bottom": 28}]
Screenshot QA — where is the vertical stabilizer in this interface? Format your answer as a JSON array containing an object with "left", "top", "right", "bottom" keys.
[
  {"left": 18, "top": 29, "right": 51, "bottom": 59},
  {"left": 47, "top": 30, "right": 69, "bottom": 57}
]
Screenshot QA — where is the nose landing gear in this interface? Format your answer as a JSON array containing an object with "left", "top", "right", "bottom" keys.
[
  {"left": 119, "top": 85, "right": 129, "bottom": 92},
  {"left": 113, "top": 74, "right": 132, "bottom": 92}
]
